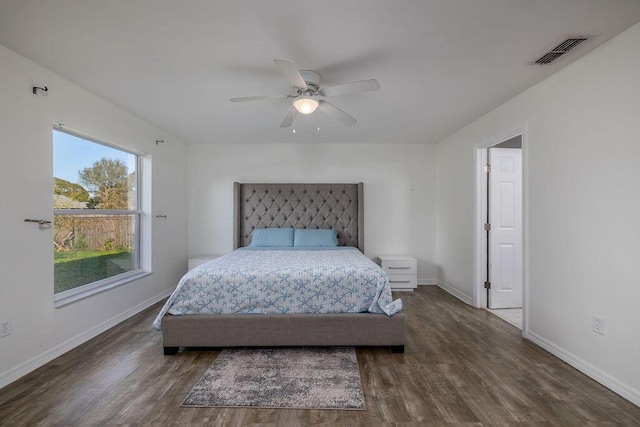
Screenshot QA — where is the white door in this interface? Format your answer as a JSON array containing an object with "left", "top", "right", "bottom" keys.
[{"left": 488, "top": 148, "right": 523, "bottom": 309}]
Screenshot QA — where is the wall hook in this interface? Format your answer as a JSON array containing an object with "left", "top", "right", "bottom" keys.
[
  {"left": 32, "top": 86, "right": 48, "bottom": 95},
  {"left": 156, "top": 139, "right": 164, "bottom": 145}
]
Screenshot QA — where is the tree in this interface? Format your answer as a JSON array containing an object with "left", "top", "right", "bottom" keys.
[
  {"left": 79, "top": 158, "right": 129, "bottom": 209},
  {"left": 53, "top": 177, "right": 89, "bottom": 202}
]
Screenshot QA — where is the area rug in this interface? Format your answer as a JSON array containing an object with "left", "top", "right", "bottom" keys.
[{"left": 181, "top": 347, "right": 365, "bottom": 410}]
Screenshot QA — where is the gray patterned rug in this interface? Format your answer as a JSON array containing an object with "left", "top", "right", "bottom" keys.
[{"left": 181, "top": 347, "right": 365, "bottom": 410}]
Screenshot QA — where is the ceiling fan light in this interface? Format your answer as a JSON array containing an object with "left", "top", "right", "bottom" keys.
[{"left": 293, "top": 97, "right": 319, "bottom": 114}]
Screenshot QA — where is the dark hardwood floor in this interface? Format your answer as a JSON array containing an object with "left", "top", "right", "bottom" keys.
[{"left": 1, "top": 286, "right": 638, "bottom": 426}]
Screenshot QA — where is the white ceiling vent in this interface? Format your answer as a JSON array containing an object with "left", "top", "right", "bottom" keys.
[{"left": 531, "top": 36, "right": 591, "bottom": 65}]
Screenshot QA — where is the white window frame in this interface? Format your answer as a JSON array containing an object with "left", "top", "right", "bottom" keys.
[{"left": 53, "top": 124, "right": 149, "bottom": 308}]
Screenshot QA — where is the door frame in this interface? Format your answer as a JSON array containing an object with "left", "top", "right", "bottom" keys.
[{"left": 473, "top": 123, "right": 528, "bottom": 337}]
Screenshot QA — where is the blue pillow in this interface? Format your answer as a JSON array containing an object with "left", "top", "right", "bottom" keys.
[
  {"left": 249, "top": 228, "right": 295, "bottom": 247},
  {"left": 294, "top": 228, "right": 338, "bottom": 247}
]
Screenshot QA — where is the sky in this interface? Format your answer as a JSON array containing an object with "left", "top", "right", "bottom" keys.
[{"left": 53, "top": 129, "right": 136, "bottom": 185}]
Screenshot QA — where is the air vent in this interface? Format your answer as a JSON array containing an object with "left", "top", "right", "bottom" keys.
[{"left": 532, "top": 36, "right": 590, "bottom": 65}]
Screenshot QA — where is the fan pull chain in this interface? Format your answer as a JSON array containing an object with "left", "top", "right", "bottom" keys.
[{"left": 292, "top": 110, "right": 297, "bottom": 133}]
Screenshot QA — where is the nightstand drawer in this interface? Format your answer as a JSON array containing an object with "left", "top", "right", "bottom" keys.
[
  {"left": 379, "top": 255, "right": 417, "bottom": 291},
  {"left": 380, "top": 259, "right": 417, "bottom": 275},
  {"left": 388, "top": 274, "right": 417, "bottom": 290}
]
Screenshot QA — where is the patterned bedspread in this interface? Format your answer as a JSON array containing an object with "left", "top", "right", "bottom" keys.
[{"left": 153, "top": 247, "right": 403, "bottom": 330}]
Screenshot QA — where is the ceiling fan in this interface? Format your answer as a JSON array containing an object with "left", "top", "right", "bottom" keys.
[{"left": 229, "top": 59, "right": 380, "bottom": 127}]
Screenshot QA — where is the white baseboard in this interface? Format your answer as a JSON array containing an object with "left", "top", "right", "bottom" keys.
[
  {"left": 436, "top": 281, "right": 474, "bottom": 306},
  {"left": 527, "top": 331, "right": 640, "bottom": 407},
  {"left": 0, "top": 288, "right": 173, "bottom": 390},
  {"left": 418, "top": 278, "right": 437, "bottom": 286}
]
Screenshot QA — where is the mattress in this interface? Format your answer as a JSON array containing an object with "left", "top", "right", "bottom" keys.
[{"left": 153, "top": 247, "right": 402, "bottom": 330}]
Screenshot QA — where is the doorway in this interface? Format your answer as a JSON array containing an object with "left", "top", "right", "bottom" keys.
[{"left": 474, "top": 128, "right": 525, "bottom": 333}]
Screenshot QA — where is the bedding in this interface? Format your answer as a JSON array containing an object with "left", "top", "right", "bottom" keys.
[{"left": 153, "top": 247, "right": 402, "bottom": 330}]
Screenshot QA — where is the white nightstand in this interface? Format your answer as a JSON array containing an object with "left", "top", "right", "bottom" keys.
[
  {"left": 379, "top": 255, "right": 417, "bottom": 291},
  {"left": 188, "top": 255, "right": 221, "bottom": 271}
]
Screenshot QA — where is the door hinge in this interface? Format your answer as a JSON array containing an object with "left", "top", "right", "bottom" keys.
[
  {"left": 484, "top": 223, "right": 491, "bottom": 231},
  {"left": 484, "top": 281, "right": 491, "bottom": 289},
  {"left": 484, "top": 164, "right": 491, "bottom": 173}
]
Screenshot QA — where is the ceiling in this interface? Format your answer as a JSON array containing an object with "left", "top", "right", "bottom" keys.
[{"left": 1, "top": 1, "right": 639, "bottom": 145}]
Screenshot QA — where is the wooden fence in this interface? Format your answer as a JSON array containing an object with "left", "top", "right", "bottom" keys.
[{"left": 54, "top": 215, "right": 134, "bottom": 252}]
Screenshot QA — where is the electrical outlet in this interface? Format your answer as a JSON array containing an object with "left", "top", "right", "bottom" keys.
[
  {"left": 593, "top": 316, "right": 606, "bottom": 335},
  {"left": 0, "top": 320, "right": 10, "bottom": 338}
]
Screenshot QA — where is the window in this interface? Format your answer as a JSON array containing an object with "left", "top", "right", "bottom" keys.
[{"left": 53, "top": 126, "right": 145, "bottom": 305}]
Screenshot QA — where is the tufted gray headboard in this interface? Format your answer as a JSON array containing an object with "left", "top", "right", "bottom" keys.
[{"left": 233, "top": 183, "right": 364, "bottom": 252}]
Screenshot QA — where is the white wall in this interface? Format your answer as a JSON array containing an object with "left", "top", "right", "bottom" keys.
[
  {"left": 436, "top": 22, "right": 640, "bottom": 405},
  {"left": 0, "top": 44, "right": 188, "bottom": 388},
  {"left": 188, "top": 142, "right": 437, "bottom": 282}
]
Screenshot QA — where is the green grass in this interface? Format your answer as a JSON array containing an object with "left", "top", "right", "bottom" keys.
[{"left": 54, "top": 249, "right": 133, "bottom": 294}]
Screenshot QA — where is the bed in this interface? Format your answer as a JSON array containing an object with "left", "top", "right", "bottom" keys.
[{"left": 156, "top": 183, "right": 406, "bottom": 354}]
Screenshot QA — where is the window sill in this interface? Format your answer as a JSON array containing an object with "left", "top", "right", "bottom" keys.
[{"left": 54, "top": 270, "right": 152, "bottom": 308}]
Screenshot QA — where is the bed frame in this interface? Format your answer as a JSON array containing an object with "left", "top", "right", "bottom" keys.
[{"left": 162, "top": 182, "right": 405, "bottom": 354}]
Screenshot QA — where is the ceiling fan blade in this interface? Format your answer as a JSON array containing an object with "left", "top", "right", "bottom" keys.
[
  {"left": 279, "top": 107, "right": 296, "bottom": 128},
  {"left": 229, "top": 94, "right": 289, "bottom": 102},
  {"left": 274, "top": 59, "right": 308, "bottom": 89},
  {"left": 320, "top": 79, "right": 380, "bottom": 97},
  {"left": 317, "top": 100, "right": 357, "bottom": 126}
]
